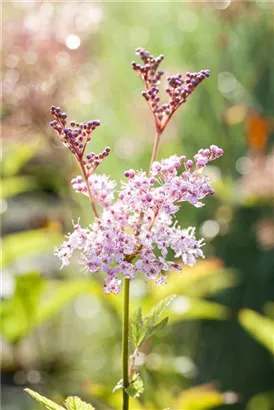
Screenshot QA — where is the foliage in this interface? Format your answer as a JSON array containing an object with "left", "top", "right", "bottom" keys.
[
  {"left": 25, "top": 389, "right": 95, "bottom": 410},
  {"left": 131, "top": 295, "right": 175, "bottom": 348},
  {"left": 238, "top": 309, "right": 274, "bottom": 355},
  {"left": 174, "top": 384, "right": 237, "bottom": 410},
  {"left": 0, "top": 273, "right": 95, "bottom": 343}
]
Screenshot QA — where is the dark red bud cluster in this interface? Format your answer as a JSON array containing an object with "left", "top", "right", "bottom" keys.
[
  {"left": 132, "top": 48, "right": 164, "bottom": 86},
  {"left": 132, "top": 48, "right": 210, "bottom": 131},
  {"left": 50, "top": 106, "right": 110, "bottom": 175},
  {"left": 163, "top": 70, "right": 210, "bottom": 117},
  {"left": 84, "top": 147, "right": 111, "bottom": 173}
]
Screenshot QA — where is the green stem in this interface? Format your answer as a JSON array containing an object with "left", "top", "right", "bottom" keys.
[
  {"left": 78, "top": 159, "right": 100, "bottom": 219},
  {"left": 149, "top": 129, "right": 163, "bottom": 170},
  {"left": 122, "top": 278, "right": 130, "bottom": 410}
]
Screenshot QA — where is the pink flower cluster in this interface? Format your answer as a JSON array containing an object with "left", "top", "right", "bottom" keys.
[{"left": 55, "top": 145, "right": 223, "bottom": 294}]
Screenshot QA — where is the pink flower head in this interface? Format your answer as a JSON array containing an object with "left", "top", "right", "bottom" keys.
[{"left": 55, "top": 146, "right": 223, "bottom": 294}]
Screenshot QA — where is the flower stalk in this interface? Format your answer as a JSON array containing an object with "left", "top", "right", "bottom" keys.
[
  {"left": 78, "top": 159, "right": 99, "bottom": 219},
  {"left": 122, "top": 278, "right": 130, "bottom": 410},
  {"left": 150, "top": 129, "right": 163, "bottom": 170},
  {"left": 50, "top": 48, "right": 224, "bottom": 410}
]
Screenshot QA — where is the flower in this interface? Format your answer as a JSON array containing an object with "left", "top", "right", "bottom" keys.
[
  {"left": 55, "top": 146, "right": 224, "bottom": 294},
  {"left": 72, "top": 174, "right": 116, "bottom": 207}
]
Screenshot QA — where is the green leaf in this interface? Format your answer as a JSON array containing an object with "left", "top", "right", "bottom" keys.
[
  {"left": 239, "top": 309, "right": 274, "bottom": 354},
  {"left": 139, "top": 295, "right": 176, "bottom": 346},
  {"left": 24, "top": 388, "right": 65, "bottom": 410},
  {"left": 25, "top": 390, "right": 96, "bottom": 410},
  {"left": 1, "top": 176, "right": 36, "bottom": 198},
  {"left": 64, "top": 396, "right": 95, "bottom": 410},
  {"left": 151, "top": 316, "right": 169, "bottom": 334},
  {"left": 112, "top": 379, "right": 124, "bottom": 393},
  {"left": 131, "top": 307, "right": 144, "bottom": 346},
  {"left": 125, "top": 374, "right": 144, "bottom": 398}
]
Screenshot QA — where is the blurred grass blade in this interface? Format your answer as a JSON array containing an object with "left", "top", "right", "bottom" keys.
[
  {"left": 1, "top": 228, "right": 63, "bottom": 268},
  {"left": 1, "top": 176, "right": 36, "bottom": 198},
  {"left": 174, "top": 384, "right": 238, "bottom": 409},
  {"left": 1, "top": 273, "right": 96, "bottom": 343},
  {"left": 239, "top": 309, "right": 274, "bottom": 354},
  {"left": 2, "top": 143, "right": 39, "bottom": 177},
  {"left": 170, "top": 296, "right": 230, "bottom": 322},
  {"left": 149, "top": 259, "right": 237, "bottom": 300},
  {"left": 35, "top": 280, "right": 95, "bottom": 326},
  {"left": 1, "top": 273, "right": 45, "bottom": 342}
]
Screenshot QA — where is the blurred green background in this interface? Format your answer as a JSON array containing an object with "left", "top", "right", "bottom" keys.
[{"left": 1, "top": 1, "right": 274, "bottom": 410}]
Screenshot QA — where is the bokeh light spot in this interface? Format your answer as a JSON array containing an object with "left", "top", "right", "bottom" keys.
[
  {"left": 66, "top": 34, "right": 81, "bottom": 50},
  {"left": 215, "top": 0, "right": 231, "bottom": 10},
  {"left": 218, "top": 72, "right": 237, "bottom": 94},
  {"left": 224, "top": 105, "right": 247, "bottom": 125},
  {"left": 200, "top": 220, "right": 220, "bottom": 239},
  {"left": 236, "top": 156, "right": 253, "bottom": 175},
  {"left": 24, "top": 15, "right": 38, "bottom": 31},
  {"left": 5, "top": 69, "right": 20, "bottom": 85},
  {"left": 0, "top": 272, "right": 14, "bottom": 298},
  {"left": 0, "top": 200, "right": 8, "bottom": 215},
  {"left": 27, "top": 370, "right": 41, "bottom": 384},
  {"left": 173, "top": 356, "right": 197, "bottom": 378},
  {"left": 114, "top": 137, "right": 137, "bottom": 160},
  {"left": 171, "top": 296, "right": 191, "bottom": 314}
]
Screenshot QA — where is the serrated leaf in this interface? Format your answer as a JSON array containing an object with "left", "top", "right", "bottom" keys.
[
  {"left": 64, "top": 396, "right": 95, "bottom": 410},
  {"left": 139, "top": 295, "right": 175, "bottom": 346},
  {"left": 112, "top": 378, "right": 124, "bottom": 393},
  {"left": 152, "top": 316, "right": 169, "bottom": 334},
  {"left": 125, "top": 374, "right": 144, "bottom": 398},
  {"left": 131, "top": 307, "right": 144, "bottom": 346},
  {"left": 24, "top": 388, "right": 65, "bottom": 410},
  {"left": 239, "top": 309, "right": 274, "bottom": 354}
]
